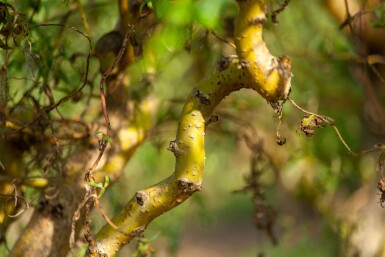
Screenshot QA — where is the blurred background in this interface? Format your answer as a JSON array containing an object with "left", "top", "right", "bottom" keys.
[{"left": 2, "top": 0, "right": 385, "bottom": 256}]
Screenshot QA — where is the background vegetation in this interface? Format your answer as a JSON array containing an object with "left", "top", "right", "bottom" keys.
[{"left": 1, "top": 0, "right": 385, "bottom": 256}]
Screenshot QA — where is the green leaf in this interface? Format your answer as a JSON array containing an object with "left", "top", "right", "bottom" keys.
[
  {"left": 94, "top": 131, "right": 113, "bottom": 146},
  {"left": 97, "top": 176, "right": 110, "bottom": 198},
  {"left": 302, "top": 114, "right": 315, "bottom": 126},
  {"left": 101, "top": 133, "right": 113, "bottom": 146},
  {"left": 86, "top": 176, "right": 110, "bottom": 198},
  {"left": 104, "top": 175, "right": 110, "bottom": 188},
  {"left": 86, "top": 181, "right": 103, "bottom": 189}
]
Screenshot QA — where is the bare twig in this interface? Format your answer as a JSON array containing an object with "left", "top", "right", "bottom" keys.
[
  {"left": 210, "top": 30, "right": 236, "bottom": 48},
  {"left": 271, "top": 0, "right": 291, "bottom": 24},
  {"left": 70, "top": 191, "right": 92, "bottom": 251},
  {"left": 289, "top": 98, "right": 383, "bottom": 156},
  {"left": 271, "top": 100, "right": 287, "bottom": 145},
  {"left": 94, "top": 197, "right": 138, "bottom": 238},
  {"left": 75, "top": 14, "right": 151, "bottom": 251},
  {"left": 85, "top": 12, "right": 150, "bottom": 181}
]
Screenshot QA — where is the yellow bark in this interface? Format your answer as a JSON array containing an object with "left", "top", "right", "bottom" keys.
[
  {"left": 235, "top": 0, "right": 292, "bottom": 102},
  {"left": 90, "top": 1, "right": 292, "bottom": 256}
]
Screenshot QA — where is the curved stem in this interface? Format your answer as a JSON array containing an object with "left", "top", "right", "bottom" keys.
[
  {"left": 235, "top": 0, "right": 292, "bottom": 102},
  {"left": 90, "top": 1, "right": 293, "bottom": 256}
]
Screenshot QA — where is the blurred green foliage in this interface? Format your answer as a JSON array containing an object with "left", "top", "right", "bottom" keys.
[{"left": 371, "top": 3, "right": 385, "bottom": 28}]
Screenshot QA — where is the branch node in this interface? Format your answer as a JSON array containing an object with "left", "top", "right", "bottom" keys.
[
  {"left": 194, "top": 88, "right": 211, "bottom": 105},
  {"left": 277, "top": 55, "right": 293, "bottom": 78},
  {"left": 249, "top": 17, "right": 266, "bottom": 25},
  {"left": 238, "top": 59, "right": 250, "bottom": 69},
  {"left": 216, "top": 56, "right": 237, "bottom": 72},
  {"left": 167, "top": 140, "right": 185, "bottom": 157},
  {"left": 135, "top": 192, "right": 146, "bottom": 206},
  {"left": 177, "top": 178, "right": 202, "bottom": 194}
]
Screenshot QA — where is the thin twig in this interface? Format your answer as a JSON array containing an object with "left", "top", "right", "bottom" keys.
[
  {"left": 6, "top": 23, "right": 92, "bottom": 135},
  {"left": 76, "top": 14, "right": 149, "bottom": 250},
  {"left": 75, "top": 0, "right": 92, "bottom": 38},
  {"left": 70, "top": 191, "right": 92, "bottom": 251},
  {"left": 271, "top": 0, "right": 291, "bottom": 24},
  {"left": 343, "top": 0, "right": 354, "bottom": 33},
  {"left": 86, "top": 14, "right": 148, "bottom": 180},
  {"left": 271, "top": 101, "right": 287, "bottom": 145},
  {"left": 369, "top": 64, "right": 385, "bottom": 86},
  {"left": 85, "top": 32, "right": 130, "bottom": 180},
  {"left": 94, "top": 196, "right": 138, "bottom": 237},
  {"left": 210, "top": 30, "right": 236, "bottom": 48},
  {"left": 288, "top": 98, "right": 384, "bottom": 156}
]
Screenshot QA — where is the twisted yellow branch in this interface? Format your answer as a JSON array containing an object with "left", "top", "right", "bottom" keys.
[
  {"left": 235, "top": 0, "right": 292, "bottom": 102},
  {"left": 90, "top": 1, "right": 292, "bottom": 256}
]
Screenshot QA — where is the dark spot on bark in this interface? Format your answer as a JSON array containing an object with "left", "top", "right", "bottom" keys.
[
  {"left": 135, "top": 192, "right": 145, "bottom": 206},
  {"left": 276, "top": 137, "right": 286, "bottom": 146},
  {"left": 177, "top": 179, "right": 201, "bottom": 193},
  {"left": 249, "top": 17, "right": 266, "bottom": 25},
  {"left": 239, "top": 59, "right": 250, "bottom": 69},
  {"left": 217, "top": 56, "right": 233, "bottom": 71},
  {"left": 194, "top": 88, "right": 211, "bottom": 105}
]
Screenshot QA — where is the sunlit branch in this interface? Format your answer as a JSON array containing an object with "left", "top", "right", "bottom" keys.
[{"left": 90, "top": 1, "right": 294, "bottom": 255}]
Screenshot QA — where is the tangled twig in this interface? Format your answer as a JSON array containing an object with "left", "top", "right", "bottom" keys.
[{"left": 5, "top": 23, "right": 92, "bottom": 136}]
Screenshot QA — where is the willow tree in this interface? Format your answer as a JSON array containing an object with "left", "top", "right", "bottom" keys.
[{"left": 1, "top": 0, "right": 385, "bottom": 257}]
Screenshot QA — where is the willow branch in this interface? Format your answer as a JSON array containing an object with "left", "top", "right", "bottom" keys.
[
  {"left": 234, "top": 0, "right": 292, "bottom": 102},
  {"left": 90, "top": 1, "right": 292, "bottom": 256}
]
